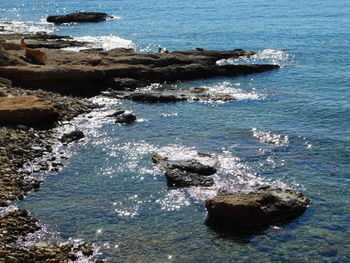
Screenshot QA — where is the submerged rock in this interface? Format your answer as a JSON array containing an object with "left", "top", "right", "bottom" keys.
[
  {"left": 47, "top": 12, "right": 112, "bottom": 24},
  {"left": 152, "top": 154, "right": 216, "bottom": 187},
  {"left": 60, "top": 130, "right": 85, "bottom": 144},
  {"left": 205, "top": 189, "right": 310, "bottom": 229}
]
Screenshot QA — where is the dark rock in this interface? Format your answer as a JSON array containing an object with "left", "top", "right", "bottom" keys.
[
  {"left": 60, "top": 130, "right": 85, "bottom": 144},
  {"left": 0, "top": 77, "right": 12, "bottom": 88},
  {"left": 47, "top": 12, "right": 111, "bottom": 24},
  {"left": 126, "top": 93, "right": 184, "bottom": 103},
  {"left": 166, "top": 160, "right": 217, "bottom": 176},
  {"left": 115, "top": 113, "right": 136, "bottom": 124},
  {"left": 205, "top": 189, "right": 310, "bottom": 228},
  {"left": 165, "top": 169, "right": 214, "bottom": 187},
  {"left": 152, "top": 155, "right": 216, "bottom": 187},
  {"left": 106, "top": 109, "right": 125, "bottom": 117}
]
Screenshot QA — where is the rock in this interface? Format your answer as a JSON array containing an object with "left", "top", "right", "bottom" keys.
[
  {"left": 0, "top": 40, "right": 279, "bottom": 96},
  {"left": 165, "top": 169, "right": 214, "bottom": 187},
  {"left": 0, "top": 96, "right": 59, "bottom": 126},
  {"left": 60, "top": 130, "right": 85, "bottom": 144},
  {"left": 153, "top": 155, "right": 216, "bottom": 187},
  {"left": 24, "top": 48, "right": 48, "bottom": 65},
  {"left": 106, "top": 109, "right": 125, "bottom": 117},
  {"left": 0, "top": 77, "right": 12, "bottom": 88},
  {"left": 166, "top": 160, "right": 217, "bottom": 176},
  {"left": 151, "top": 154, "right": 168, "bottom": 164},
  {"left": 205, "top": 189, "right": 310, "bottom": 228},
  {"left": 126, "top": 93, "right": 184, "bottom": 103},
  {"left": 47, "top": 12, "right": 111, "bottom": 24},
  {"left": 115, "top": 113, "right": 136, "bottom": 124},
  {"left": 4, "top": 256, "right": 18, "bottom": 263}
]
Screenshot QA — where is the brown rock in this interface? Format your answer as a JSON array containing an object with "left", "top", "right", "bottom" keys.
[
  {"left": 0, "top": 95, "right": 59, "bottom": 126},
  {"left": 24, "top": 48, "right": 47, "bottom": 65},
  {"left": 205, "top": 189, "right": 310, "bottom": 228}
]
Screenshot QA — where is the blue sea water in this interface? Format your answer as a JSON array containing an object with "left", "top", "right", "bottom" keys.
[{"left": 1, "top": 0, "right": 350, "bottom": 262}]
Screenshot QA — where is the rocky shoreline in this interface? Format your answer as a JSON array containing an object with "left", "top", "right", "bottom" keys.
[{"left": 0, "top": 28, "right": 308, "bottom": 262}]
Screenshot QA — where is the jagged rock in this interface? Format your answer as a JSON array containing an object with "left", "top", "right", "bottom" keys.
[
  {"left": 60, "top": 130, "right": 85, "bottom": 144},
  {"left": 152, "top": 155, "right": 216, "bottom": 187},
  {"left": 205, "top": 189, "right": 310, "bottom": 228},
  {"left": 115, "top": 113, "right": 137, "bottom": 124},
  {"left": 0, "top": 95, "right": 59, "bottom": 126},
  {"left": 47, "top": 12, "right": 112, "bottom": 24}
]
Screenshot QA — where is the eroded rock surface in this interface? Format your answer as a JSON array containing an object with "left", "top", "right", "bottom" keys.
[{"left": 205, "top": 189, "right": 310, "bottom": 228}]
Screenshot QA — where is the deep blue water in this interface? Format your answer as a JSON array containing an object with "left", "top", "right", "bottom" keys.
[{"left": 1, "top": 0, "right": 350, "bottom": 262}]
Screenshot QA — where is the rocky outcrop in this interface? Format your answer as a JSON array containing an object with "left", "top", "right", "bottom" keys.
[
  {"left": 104, "top": 87, "right": 240, "bottom": 103},
  {"left": 60, "top": 130, "right": 85, "bottom": 144},
  {"left": 0, "top": 96, "right": 59, "bottom": 126},
  {"left": 47, "top": 12, "right": 112, "bottom": 24},
  {"left": 0, "top": 34, "right": 280, "bottom": 96},
  {"left": 152, "top": 154, "right": 216, "bottom": 187},
  {"left": 205, "top": 189, "right": 310, "bottom": 229}
]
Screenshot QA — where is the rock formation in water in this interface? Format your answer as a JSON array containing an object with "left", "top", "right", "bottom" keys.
[
  {"left": 47, "top": 12, "right": 112, "bottom": 24},
  {"left": 205, "top": 189, "right": 310, "bottom": 229},
  {"left": 152, "top": 154, "right": 216, "bottom": 187}
]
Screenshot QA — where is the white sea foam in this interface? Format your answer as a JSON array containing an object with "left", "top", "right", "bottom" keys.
[
  {"left": 0, "top": 20, "right": 55, "bottom": 34},
  {"left": 188, "top": 81, "right": 265, "bottom": 102},
  {"left": 61, "top": 35, "right": 135, "bottom": 51},
  {"left": 217, "top": 49, "right": 294, "bottom": 67},
  {"left": 251, "top": 128, "right": 289, "bottom": 146}
]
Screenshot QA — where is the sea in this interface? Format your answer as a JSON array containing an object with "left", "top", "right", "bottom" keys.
[{"left": 1, "top": 0, "right": 350, "bottom": 262}]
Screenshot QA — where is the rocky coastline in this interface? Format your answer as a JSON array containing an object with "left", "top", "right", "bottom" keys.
[{"left": 0, "top": 28, "right": 308, "bottom": 262}]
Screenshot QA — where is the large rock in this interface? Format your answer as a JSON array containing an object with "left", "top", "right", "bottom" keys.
[
  {"left": 47, "top": 12, "right": 111, "bottom": 24},
  {"left": 152, "top": 155, "right": 216, "bottom": 187},
  {"left": 0, "top": 96, "right": 59, "bottom": 126},
  {"left": 205, "top": 189, "right": 310, "bottom": 228}
]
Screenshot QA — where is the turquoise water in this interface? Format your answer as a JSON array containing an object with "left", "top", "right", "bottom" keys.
[{"left": 2, "top": 0, "right": 350, "bottom": 262}]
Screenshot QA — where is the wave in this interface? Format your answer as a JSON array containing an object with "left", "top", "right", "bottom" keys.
[
  {"left": 61, "top": 35, "right": 136, "bottom": 51},
  {"left": 0, "top": 19, "right": 55, "bottom": 34},
  {"left": 216, "top": 49, "right": 294, "bottom": 67}
]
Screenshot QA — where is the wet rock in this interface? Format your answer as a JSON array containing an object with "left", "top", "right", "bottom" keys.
[
  {"left": 0, "top": 95, "right": 59, "bottom": 126},
  {"left": 126, "top": 93, "right": 184, "bottom": 103},
  {"left": 47, "top": 12, "right": 112, "bottom": 24},
  {"left": 106, "top": 109, "right": 125, "bottom": 117},
  {"left": 60, "top": 130, "right": 85, "bottom": 144},
  {"left": 152, "top": 155, "right": 216, "bottom": 187},
  {"left": 205, "top": 189, "right": 310, "bottom": 229},
  {"left": 115, "top": 113, "right": 137, "bottom": 124},
  {"left": 165, "top": 169, "right": 214, "bottom": 187}
]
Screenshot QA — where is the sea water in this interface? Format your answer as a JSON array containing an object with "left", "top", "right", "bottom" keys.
[{"left": 1, "top": 0, "right": 350, "bottom": 262}]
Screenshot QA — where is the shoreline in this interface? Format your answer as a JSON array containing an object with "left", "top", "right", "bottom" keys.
[{"left": 0, "top": 27, "right": 294, "bottom": 263}]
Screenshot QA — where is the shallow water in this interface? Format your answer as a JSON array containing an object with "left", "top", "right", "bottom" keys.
[{"left": 1, "top": 0, "right": 350, "bottom": 262}]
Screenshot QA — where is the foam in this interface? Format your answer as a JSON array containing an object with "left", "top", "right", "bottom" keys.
[
  {"left": 217, "top": 49, "right": 294, "bottom": 67},
  {"left": 61, "top": 35, "right": 135, "bottom": 51}
]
